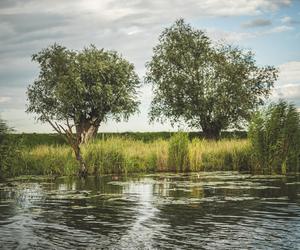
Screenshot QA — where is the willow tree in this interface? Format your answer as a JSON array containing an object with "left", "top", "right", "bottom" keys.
[
  {"left": 146, "top": 19, "right": 278, "bottom": 139},
  {"left": 27, "top": 44, "right": 140, "bottom": 176}
]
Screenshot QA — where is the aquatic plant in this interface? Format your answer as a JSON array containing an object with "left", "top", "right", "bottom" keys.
[
  {"left": 249, "top": 101, "right": 300, "bottom": 174},
  {"left": 168, "top": 132, "right": 190, "bottom": 172},
  {"left": 0, "top": 117, "right": 21, "bottom": 178},
  {"left": 8, "top": 131, "right": 298, "bottom": 177},
  {"left": 188, "top": 139, "right": 251, "bottom": 172}
]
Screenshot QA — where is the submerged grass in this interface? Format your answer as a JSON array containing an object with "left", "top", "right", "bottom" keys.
[{"left": 11, "top": 136, "right": 254, "bottom": 177}]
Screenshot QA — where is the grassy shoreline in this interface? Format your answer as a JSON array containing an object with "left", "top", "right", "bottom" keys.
[{"left": 10, "top": 137, "right": 253, "bottom": 177}]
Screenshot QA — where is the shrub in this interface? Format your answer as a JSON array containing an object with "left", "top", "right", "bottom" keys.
[{"left": 249, "top": 101, "right": 300, "bottom": 174}]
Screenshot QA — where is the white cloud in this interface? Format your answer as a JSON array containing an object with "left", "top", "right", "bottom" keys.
[
  {"left": 205, "top": 23, "right": 293, "bottom": 44},
  {"left": 0, "top": 96, "right": 11, "bottom": 103},
  {"left": 278, "top": 61, "right": 300, "bottom": 86},
  {"left": 206, "top": 28, "right": 256, "bottom": 43},
  {"left": 0, "top": 0, "right": 295, "bottom": 132},
  {"left": 273, "top": 84, "right": 300, "bottom": 100},
  {"left": 268, "top": 25, "right": 293, "bottom": 33},
  {"left": 0, "top": 0, "right": 292, "bottom": 18},
  {"left": 272, "top": 61, "right": 300, "bottom": 104},
  {"left": 281, "top": 16, "right": 292, "bottom": 24}
]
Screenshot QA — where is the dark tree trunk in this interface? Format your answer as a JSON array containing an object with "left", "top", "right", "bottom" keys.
[
  {"left": 73, "top": 118, "right": 101, "bottom": 176},
  {"left": 201, "top": 125, "right": 221, "bottom": 140}
]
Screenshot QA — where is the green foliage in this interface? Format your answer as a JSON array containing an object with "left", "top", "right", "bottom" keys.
[
  {"left": 0, "top": 118, "right": 20, "bottom": 178},
  {"left": 12, "top": 133, "right": 66, "bottom": 148},
  {"left": 27, "top": 44, "right": 140, "bottom": 125},
  {"left": 0, "top": 118, "right": 11, "bottom": 177},
  {"left": 26, "top": 44, "right": 141, "bottom": 174},
  {"left": 10, "top": 131, "right": 248, "bottom": 147},
  {"left": 189, "top": 139, "right": 252, "bottom": 172},
  {"left": 3, "top": 137, "right": 259, "bottom": 177},
  {"left": 19, "top": 146, "right": 77, "bottom": 176},
  {"left": 168, "top": 133, "right": 189, "bottom": 172},
  {"left": 249, "top": 101, "right": 300, "bottom": 174},
  {"left": 83, "top": 142, "right": 126, "bottom": 174},
  {"left": 146, "top": 19, "right": 278, "bottom": 139}
]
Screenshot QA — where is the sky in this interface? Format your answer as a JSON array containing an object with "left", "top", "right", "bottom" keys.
[{"left": 0, "top": 0, "right": 300, "bottom": 133}]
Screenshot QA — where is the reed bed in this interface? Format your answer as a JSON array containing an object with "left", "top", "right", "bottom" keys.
[{"left": 13, "top": 136, "right": 253, "bottom": 176}]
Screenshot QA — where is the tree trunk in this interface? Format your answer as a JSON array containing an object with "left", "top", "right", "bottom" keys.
[
  {"left": 44, "top": 116, "right": 91, "bottom": 177},
  {"left": 73, "top": 144, "right": 88, "bottom": 177},
  {"left": 202, "top": 126, "right": 221, "bottom": 140},
  {"left": 73, "top": 118, "right": 100, "bottom": 176},
  {"left": 81, "top": 123, "right": 99, "bottom": 144},
  {"left": 76, "top": 119, "right": 100, "bottom": 144}
]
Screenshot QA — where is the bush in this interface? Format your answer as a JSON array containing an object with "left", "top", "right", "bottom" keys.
[
  {"left": 249, "top": 101, "right": 300, "bottom": 174},
  {"left": 168, "top": 132, "right": 189, "bottom": 172}
]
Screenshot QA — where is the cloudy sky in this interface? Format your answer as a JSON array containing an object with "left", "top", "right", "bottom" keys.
[{"left": 0, "top": 0, "right": 300, "bottom": 133}]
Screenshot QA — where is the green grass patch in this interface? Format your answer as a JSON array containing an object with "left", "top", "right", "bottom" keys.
[{"left": 8, "top": 135, "right": 255, "bottom": 177}]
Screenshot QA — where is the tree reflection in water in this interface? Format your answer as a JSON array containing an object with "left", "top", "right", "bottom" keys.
[{"left": 0, "top": 172, "right": 299, "bottom": 249}]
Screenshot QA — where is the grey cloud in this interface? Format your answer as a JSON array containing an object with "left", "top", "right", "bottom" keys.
[
  {"left": 242, "top": 18, "right": 272, "bottom": 28},
  {"left": 0, "top": 86, "right": 27, "bottom": 110},
  {"left": 0, "top": 0, "right": 26, "bottom": 8},
  {"left": 0, "top": 0, "right": 296, "bottom": 132},
  {"left": 0, "top": 12, "right": 70, "bottom": 34}
]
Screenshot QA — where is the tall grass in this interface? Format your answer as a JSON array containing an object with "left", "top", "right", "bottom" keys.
[
  {"left": 19, "top": 145, "right": 77, "bottom": 176},
  {"left": 189, "top": 139, "right": 252, "bottom": 172},
  {"left": 11, "top": 135, "right": 255, "bottom": 177},
  {"left": 0, "top": 117, "right": 21, "bottom": 179},
  {"left": 168, "top": 132, "right": 189, "bottom": 172},
  {"left": 249, "top": 101, "right": 300, "bottom": 174}
]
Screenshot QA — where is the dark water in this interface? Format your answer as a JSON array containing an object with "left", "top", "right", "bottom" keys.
[{"left": 0, "top": 172, "right": 300, "bottom": 249}]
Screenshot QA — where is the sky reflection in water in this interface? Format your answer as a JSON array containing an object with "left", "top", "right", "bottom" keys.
[{"left": 0, "top": 172, "right": 299, "bottom": 249}]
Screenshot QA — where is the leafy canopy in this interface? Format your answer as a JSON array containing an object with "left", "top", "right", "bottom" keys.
[
  {"left": 146, "top": 19, "right": 278, "bottom": 138},
  {"left": 27, "top": 44, "right": 140, "bottom": 125}
]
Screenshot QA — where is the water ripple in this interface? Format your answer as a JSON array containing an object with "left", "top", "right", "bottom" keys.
[{"left": 0, "top": 172, "right": 299, "bottom": 249}]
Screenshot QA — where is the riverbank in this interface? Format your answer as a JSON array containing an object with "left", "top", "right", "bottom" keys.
[{"left": 9, "top": 137, "right": 253, "bottom": 177}]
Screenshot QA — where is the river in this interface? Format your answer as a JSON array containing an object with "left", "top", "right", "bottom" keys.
[{"left": 0, "top": 172, "right": 299, "bottom": 249}]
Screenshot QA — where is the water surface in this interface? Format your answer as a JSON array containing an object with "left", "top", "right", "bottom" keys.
[{"left": 0, "top": 172, "right": 300, "bottom": 249}]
